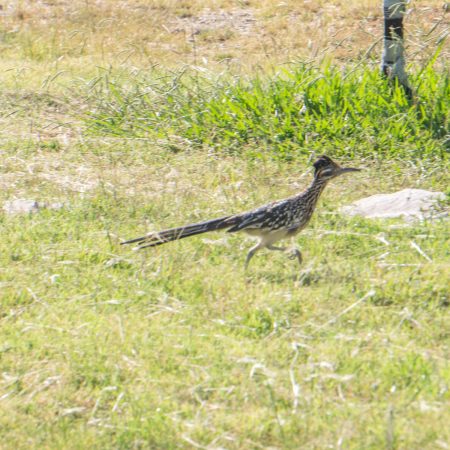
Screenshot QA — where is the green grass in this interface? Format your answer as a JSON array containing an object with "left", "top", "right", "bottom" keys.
[
  {"left": 1, "top": 6, "right": 449, "bottom": 446},
  {"left": 85, "top": 62, "right": 449, "bottom": 159},
  {"left": 0, "top": 137, "right": 449, "bottom": 448}
]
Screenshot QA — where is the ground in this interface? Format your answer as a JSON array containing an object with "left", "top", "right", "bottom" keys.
[{"left": 0, "top": 1, "right": 449, "bottom": 449}]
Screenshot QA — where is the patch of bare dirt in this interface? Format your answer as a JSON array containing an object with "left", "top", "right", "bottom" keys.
[
  {"left": 169, "top": 8, "right": 256, "bottom": 37},
  {"left": 0, "top": 90, "right": 83, "bottom": 141},
  {"left": 0, "top": 153, "right": 99, "bottom": 196}
]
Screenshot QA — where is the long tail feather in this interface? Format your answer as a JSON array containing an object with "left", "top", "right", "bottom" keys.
[{"left": 121, "top": 215, "right": 234, "bottom": 249}]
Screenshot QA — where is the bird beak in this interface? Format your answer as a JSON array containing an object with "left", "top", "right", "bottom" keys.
[{"left": 338, "top": 167, "right": 362, "bottom": 174}]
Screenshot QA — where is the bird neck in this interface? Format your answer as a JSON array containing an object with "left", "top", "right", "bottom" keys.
[
  {"left": 308, "top": 175, "right": 329, "bottom": 194},
  {"left": 300, "top": 176, "right": 329, "bottom": 205}
]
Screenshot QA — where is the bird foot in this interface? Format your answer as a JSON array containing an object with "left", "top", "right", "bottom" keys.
[{"left": 288, "top": 248, "right": 302, "bottom": 265}]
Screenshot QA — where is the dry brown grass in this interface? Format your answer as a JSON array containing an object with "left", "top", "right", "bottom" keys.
[{"left": 1, "top": 0, "right": 448, "bottom": 79}]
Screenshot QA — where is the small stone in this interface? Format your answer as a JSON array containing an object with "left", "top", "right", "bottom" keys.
[
  {"left": 60, "top": 407, "right": 86, "bottom": 417},
  {"left": 48, "top": 202, "right": 65, "bottom": 211},
  {"left": 3, "top": 199, "right": 40, "bottom": 215},
  {"left": 3, "top": 199, "right": 66, "bottom": 215}
]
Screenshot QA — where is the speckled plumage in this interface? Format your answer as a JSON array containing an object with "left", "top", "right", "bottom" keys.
[{"left": 122, "top": 155, "right": 361, "bottom": 268}]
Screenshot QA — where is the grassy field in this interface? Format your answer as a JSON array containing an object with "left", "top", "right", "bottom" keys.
[{"left": 1, "top": 1, "right": 449, "bottom": 449}]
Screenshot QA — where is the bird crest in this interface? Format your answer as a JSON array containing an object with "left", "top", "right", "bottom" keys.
[
  {"left": 313, "top": 155, "right": 334, "bottom": 170},
  {"left": 313, "top": 155, "right": 337, "bottom": 176}
]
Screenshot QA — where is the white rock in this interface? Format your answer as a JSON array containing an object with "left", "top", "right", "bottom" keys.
[
  {"left": 341, "top": 189, "right": 446, "bottom": 220},
  {"left": 3, "top": 199, "right": 40, "bottom": 215},
  {"left": 3, "top": 199, "right": 65, "bottom": 215}
]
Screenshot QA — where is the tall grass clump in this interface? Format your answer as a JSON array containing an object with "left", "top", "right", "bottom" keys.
[{"left": 85, "top": 63, "right": 449, "bottom": 159}]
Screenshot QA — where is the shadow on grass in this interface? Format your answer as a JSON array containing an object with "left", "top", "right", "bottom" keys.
[{"left": 245, "top": 267, "right": 324, "bottom": 285}]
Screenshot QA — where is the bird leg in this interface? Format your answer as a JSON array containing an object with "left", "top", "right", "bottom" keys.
[
  {"left": 267, "top": 244, "right": 302, "bottom": 266},
  {"left": 245, "top": 242, "right": 263, "bottom": 270}
]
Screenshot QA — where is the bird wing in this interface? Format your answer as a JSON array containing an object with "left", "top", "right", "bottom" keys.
[{"left": 226, "top": 199, "right": 291, "bottom": 233}]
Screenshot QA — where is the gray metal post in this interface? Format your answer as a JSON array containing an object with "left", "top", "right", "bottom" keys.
[{"left": 381, "top": 0, "right": 412, "bottom": 97}]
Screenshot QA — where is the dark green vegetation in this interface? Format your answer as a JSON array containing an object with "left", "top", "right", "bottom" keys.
[{"left": 87, "top": 63, "right": 449, "bottom": 159}]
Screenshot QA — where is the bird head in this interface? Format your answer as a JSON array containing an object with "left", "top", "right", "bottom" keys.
[{"left": 313, "top": 155, "right": 361, "bottom": 180}]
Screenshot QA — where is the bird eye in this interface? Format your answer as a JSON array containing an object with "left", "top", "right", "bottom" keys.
[{"left": 321, "top": 168, "right": 333, "bottom": 177}]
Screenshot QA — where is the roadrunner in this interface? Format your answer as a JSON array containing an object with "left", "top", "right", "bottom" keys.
[{"left": 122, "top": 155, "right": 361, "bottom": 268}]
